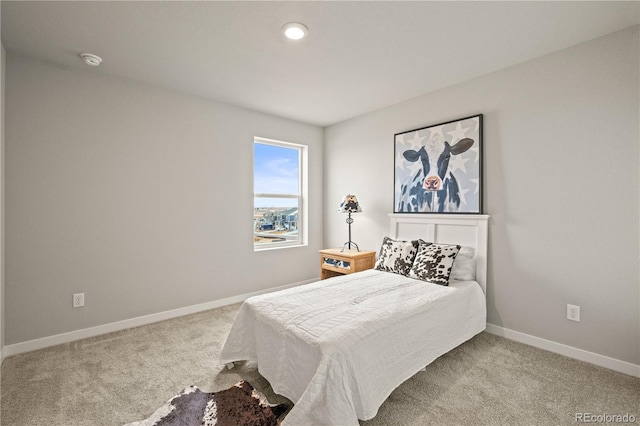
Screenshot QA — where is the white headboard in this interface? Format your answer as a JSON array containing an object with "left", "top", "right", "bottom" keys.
[{"left": 389, "top": 213, "right": 490, "bottom": 294}]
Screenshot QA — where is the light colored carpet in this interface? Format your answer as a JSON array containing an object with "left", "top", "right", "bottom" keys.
[{"left": 1, "top": 303, "right": 638, "bottom": 425}]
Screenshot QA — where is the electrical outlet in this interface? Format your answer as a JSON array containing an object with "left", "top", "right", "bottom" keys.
[
  {"left": 567, "top": 304, "right": 580, "bottom": 322},
  {"left": 73, "top": 293, "right": 84, "bottom": 308}
]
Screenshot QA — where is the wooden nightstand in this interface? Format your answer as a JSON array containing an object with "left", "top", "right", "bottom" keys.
[{"left": 319, "top": 248, "right": 376, "bottom": 280}]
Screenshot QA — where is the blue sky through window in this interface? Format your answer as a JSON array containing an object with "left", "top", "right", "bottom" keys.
[{"left": 254, "top": 142, "right": 299, "bottom": 208}]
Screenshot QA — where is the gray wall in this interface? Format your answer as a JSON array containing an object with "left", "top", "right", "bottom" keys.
[
  {"left": 1, "top": 42, "right": 5, "bottom": 355},
  {"left": 5, "top": 53, "right": 323, "bottom": 345},
  {"left": 324, "top": 27, "right": 639, "bottom": 365}
]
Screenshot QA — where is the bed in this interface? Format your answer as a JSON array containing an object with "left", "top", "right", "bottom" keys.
[{"left": 220, "top": 214, "right": 490, "bottom": 425}]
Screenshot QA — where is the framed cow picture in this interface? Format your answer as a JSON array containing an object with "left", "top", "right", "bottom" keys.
[{"left": 394, "top": 114, "right": 483, "bottom": 214}]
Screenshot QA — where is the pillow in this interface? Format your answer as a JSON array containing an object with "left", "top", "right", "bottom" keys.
[
  {"left": 408, "top": 242, "right": 461, "bottom": 286},
  {"left": 450, "top": 246, "right": 475, "bottom": 281},
  {"left": 374, "top": 237, "right": 420, "bottom": 276}
]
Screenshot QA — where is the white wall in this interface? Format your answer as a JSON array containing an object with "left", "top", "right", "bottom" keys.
[
  {"left": 324, "top": 27, "right": 639, "bottom": 366},
  {"left": 4, "top": 53, "right": 323, "bottom": 345}
]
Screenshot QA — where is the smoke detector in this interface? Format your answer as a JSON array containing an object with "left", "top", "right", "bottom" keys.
[{"left": 80, "top": 53, "right": 102, "bottom": 66}]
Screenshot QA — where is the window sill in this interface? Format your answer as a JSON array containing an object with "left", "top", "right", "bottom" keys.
[{"left": 254, "top": 242, "right": 308, "bottom": 252}]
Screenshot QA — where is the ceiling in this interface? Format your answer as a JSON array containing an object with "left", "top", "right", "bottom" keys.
[{"left": 2, "top": 1, "right": 639, "bottom": 127}]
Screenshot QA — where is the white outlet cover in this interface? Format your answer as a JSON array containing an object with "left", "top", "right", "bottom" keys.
[
  {"left": 567, "top": 304, "right": 580, "bottom": 322},
  {"left": 73, "top": 293, "right": 85, "bottom": 308}
]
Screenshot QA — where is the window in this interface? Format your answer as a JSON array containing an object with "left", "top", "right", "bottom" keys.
[{"left": 254, "top": 137, "right": 306, "bottom": 250}]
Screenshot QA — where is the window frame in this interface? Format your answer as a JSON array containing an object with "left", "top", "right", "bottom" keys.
[{"left": 253, "top": 137, "right": 307, "bottom": 251}]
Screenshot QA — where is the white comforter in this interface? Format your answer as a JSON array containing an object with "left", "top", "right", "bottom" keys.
[{"left": 220, "top": 269, "right": 486, "bottom": 425}]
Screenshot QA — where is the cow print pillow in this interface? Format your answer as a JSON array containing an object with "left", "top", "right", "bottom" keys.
[
  {"left": 374, "top": 237, "right": 420, "bottom": 276},
  {"left": 409, "top": 242, "right": 461, "bottom": 286}
]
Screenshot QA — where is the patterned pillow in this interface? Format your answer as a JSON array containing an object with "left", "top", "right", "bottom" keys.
[
  {"left": 408, "top": 242, "right": 461, "bottom": 286},
  {"left": 374, "top": 237, "right": 420, "bottom": 276}
]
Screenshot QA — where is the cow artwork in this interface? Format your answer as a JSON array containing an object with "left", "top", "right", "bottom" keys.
[
  {"left": 397, "top": 135, "right": 474, "bottom": 212},
  {"left": 394, "top": 115, "right": 482, "bottom": 213}
]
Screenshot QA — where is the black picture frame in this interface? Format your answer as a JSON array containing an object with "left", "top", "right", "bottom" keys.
[{"left": 394, "top": 114, "right": 483, "bottom": 214}]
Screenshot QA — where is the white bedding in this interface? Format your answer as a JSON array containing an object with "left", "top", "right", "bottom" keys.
[{"left": 220, "top": 269, "right": 486, "bottom": 425}]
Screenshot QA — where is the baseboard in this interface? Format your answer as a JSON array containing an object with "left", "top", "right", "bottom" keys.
[
  {"left": 3, "top": 277, "right": 319, "bottom": 359},
  {"left": 485, "top": 323, "right": 640, "bottom": 378},
  {"left": 6, "top": 289, "right": 638, "bottom": 378}
]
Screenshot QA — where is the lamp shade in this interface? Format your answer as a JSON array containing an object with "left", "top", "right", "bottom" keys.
[{"left": 337, "top": 194, "right": 362, "bottom": 213}]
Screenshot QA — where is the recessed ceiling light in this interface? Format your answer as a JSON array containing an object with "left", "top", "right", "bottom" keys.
[
  {"left": 80, "top": 53, "right": 102, "bottom": 66},
  {"left": 282, "top": 23, "right": 308, "bottom": 40}
]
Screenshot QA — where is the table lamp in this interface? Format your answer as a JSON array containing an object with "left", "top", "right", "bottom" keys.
[{"left": 337, "top": 194, "right": 362, "bottom": 252}]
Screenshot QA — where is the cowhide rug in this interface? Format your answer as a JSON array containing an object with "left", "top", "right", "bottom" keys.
[{"left": 125, "top": 380, "right": 289, "bottom": 426}]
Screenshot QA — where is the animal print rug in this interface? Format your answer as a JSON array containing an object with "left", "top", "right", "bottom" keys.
[{"left": 125, "top": 380, "right": 289, "bottom": 426}]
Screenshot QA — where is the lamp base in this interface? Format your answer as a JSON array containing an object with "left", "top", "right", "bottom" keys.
[{"left": 340, "top": 241, "right": 360, "bottom": 252}]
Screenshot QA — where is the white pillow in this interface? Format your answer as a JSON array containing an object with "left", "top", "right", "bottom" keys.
[{"left": 450, "top": 246, "right": 475, "bottom": 281}]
